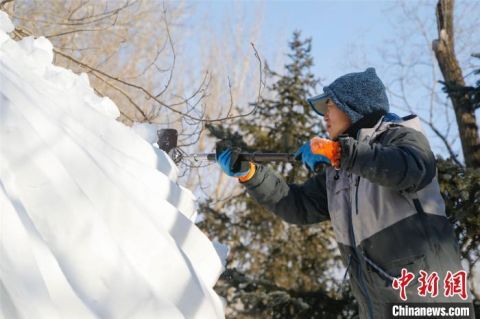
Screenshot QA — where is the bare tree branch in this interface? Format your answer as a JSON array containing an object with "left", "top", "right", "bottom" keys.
[
  {"left": 54, "top": 42, "right": 263, "bottom": 123},
  {"left": 154, "top": 3, "right": 176, "bottom": 98},
  {"left": 90, "top": 71, "right": 149, "bottom": 121}
]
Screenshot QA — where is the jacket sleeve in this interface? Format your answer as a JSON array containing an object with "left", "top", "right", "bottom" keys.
[
  {"left": 339, "top": 126, "right": 436, "bottom": 192},
  {"left": 240, "top": 164, "right": 330, "bottom": 225}
]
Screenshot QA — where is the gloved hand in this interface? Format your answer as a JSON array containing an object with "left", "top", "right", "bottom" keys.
[
  {"left": 216, "top": 141, "right": 252, "bottom": 177},
  {"left": 295, "top": 137, "right": 341, "bottom": 171}
]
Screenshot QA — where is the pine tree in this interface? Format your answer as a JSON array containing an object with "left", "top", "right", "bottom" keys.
[{"left": 199, "top": 31, "right": 357, "bottom": 318}]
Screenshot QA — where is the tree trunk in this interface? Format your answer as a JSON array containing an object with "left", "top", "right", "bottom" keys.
[{"left": 432, "top": 0, "right": 480, "bottom": 168}]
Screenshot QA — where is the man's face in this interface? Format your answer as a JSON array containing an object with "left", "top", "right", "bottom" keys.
[{"left": 324, "top": 99, "right": 352, "bottom": 139}]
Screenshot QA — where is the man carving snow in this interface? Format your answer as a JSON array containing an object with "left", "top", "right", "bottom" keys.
[{"left": 216, "top": 68, "right": 473, "bottom": 318}]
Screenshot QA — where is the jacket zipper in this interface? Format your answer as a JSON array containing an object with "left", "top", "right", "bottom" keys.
[
  {"left": 348, "top": 174, "right": 374, "bottom": 319},
  {"left": 355, "top": 176, "right": 361, "bottom": 215},
  {"left": 337, "top": 254, "right": 352, "bottom": 295}
]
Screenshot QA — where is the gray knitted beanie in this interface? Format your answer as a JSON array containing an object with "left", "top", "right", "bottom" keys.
[{"left": 307, "top": 67, "right": 390, "bottom": 123}]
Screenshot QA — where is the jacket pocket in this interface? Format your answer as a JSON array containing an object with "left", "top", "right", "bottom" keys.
[
  {"left": 367, "top": 254, "right": 426, "bottom": 304},
  {"left": 367, "top": 253, "right": 426, "bottom": 283},
  {"left": 383, "top": 254, "right": 426, "bottom": 277}
]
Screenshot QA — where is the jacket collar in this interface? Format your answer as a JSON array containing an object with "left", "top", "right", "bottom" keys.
[{"left": 343, "top": 111, "right": 387, "bottom": 139}]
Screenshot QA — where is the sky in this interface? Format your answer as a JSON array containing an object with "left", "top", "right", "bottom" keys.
[
  {"left": 185, "top": 0, "right": 480, "bottom": 161},
  {"left": 192, "top": 0, "right": 398, "bottom": 81},
  {"left": 261, "top": 1, "right": 395, "bottom": 78}
]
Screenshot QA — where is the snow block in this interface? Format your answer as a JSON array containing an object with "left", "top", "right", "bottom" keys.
[
  {"left": 0, "top": 11, "right": 14, "bottom": 33},
  {"left": 0, "top": 13, "right": 226, "bottom": 319}
]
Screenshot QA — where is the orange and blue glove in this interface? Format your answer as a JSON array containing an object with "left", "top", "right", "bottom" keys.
[
  {"left": 295, "top": 137, "right": 341, "bottom": 171},
  {"left": 216, "top": 141, "right": 256, "bottom": 182}
]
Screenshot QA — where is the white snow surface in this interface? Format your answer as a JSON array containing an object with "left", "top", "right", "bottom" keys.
[
  {"left": 131, "top": 122, "right": 162, "bottom": 145},
  {"left": 0, "top": 12, "right": 225, "bottom": 319}
]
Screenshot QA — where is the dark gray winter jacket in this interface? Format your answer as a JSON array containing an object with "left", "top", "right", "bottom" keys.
[{"left": 241, "top": 115, "right": 474, "bottom": 318}]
